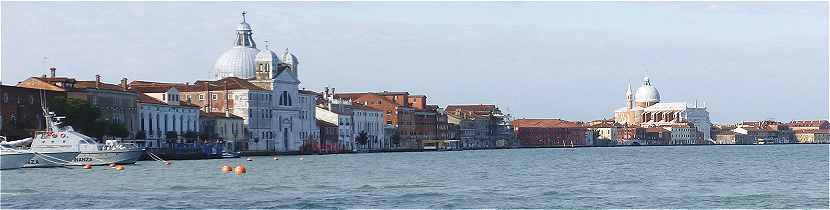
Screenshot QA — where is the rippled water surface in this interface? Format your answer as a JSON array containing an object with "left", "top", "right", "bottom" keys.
[{"left": 2, "top": 145, "right": 828, "bottom": 208}]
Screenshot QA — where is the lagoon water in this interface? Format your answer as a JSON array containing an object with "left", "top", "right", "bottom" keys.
[{"left": 1, "top": 144, "right": 828, "bottom": 208}]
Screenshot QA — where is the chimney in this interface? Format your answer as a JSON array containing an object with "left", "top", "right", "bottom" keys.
[
  {"left": 49, "top": 67, "right": 56, "bottom": 78},
  {"left": 120, "top": 78, "right": 128, "bottom": 91},
  {"left": 95, "top": 75, "right": 101, "bottom": 89}
]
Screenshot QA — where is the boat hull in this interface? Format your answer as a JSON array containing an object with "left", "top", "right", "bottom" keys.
[
  {"left": 0, "top": 152, "right": 35, "bottom": 170},
  {"left": 64, "top": 150, "right": 145, "bottom": 166},
  {"left": 22, "top": 152, "right": 80, "bottom": 168}
]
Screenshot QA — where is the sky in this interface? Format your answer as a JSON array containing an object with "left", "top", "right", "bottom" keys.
[{"left": 2, "top": 2, "right": 827, "bottom": 123}]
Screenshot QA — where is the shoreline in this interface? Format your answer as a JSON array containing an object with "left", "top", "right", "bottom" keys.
[{"left": 140, "top": 143, "right": 828, "bottom": 161}]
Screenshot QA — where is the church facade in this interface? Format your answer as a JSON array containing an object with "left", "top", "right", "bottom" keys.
[
  {"left": 212, "top": 12, "right": 318, "bottom": 152},
  {"left": 613, "top": 76, "right": 712, "bottom": 141}
]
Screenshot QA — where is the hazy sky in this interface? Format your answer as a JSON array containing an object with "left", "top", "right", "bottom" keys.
[{"left": 2, "top": 2, "right": 827, "bottom": 123}]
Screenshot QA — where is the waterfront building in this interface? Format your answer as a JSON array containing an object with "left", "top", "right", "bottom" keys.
[
  {"left": 512, "top": 119, "right": 587, "bottom": 147},
  {"left": 335, "top": 91, "right": 442, "bottom": 149},
  {"left": 667, "top": 124, "right": 703, "bottom": 145},
  {"left": 445, "top": 104, "right": 511, "bottom": 149},
  {"left": 200, "top": 111, "right": 245, "bottom": 151},
  {"left": 613, "top": 76, "right": 713, "bottom": 142},
  {"left": 732, "top": 121, "right": 795, "bottom": 144},
  {"left": 586, "top": 120, "right": 620, "bottom": 146},
  {"left": 130, "top": 78, "right": 275, "bottom": 151},
  {"left": 352, "top": 103, "right": 386, "bottom": 151},
  {"left": 644, "top": 127, "right": 671, "bottom": 145},
  {"left": 298, "top": 89, "right": 321, "bottom": 150},
  {"left": 316, "top": 104, "right": 354, "bottom": 151},
  {"left": 133, "top": 92, "right": 201, "bottom": 149},
  {"left": 0, "top": 84, "right": 66, "bottom": 140},
  {"left": 787, "top": 120, "right": 829, "bottom": 143},
  {"left": 18, "top": 69, "right": 139, "bottom": 137},
  {"left": 316, "top": 119, "right": 340, "bottom": 153}
]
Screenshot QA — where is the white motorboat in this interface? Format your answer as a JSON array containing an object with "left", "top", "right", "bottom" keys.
[{"left": 23, "top": 103, "right": 142, "bottom": 167}]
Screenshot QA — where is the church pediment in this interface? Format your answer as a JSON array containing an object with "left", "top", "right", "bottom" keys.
[{"left": 274, "top": 69, "right": 299, "bottom": 84}]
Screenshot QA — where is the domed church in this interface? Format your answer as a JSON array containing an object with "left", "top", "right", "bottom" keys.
[
  {"left": 613, "top": 76, "right": 712, "bottom": 141},
  {"left": 210, "top": 12, "right": 314, "bottom": 153}
]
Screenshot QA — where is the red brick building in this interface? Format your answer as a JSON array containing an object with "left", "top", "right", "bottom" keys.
[
  {"left": 0, "top": 85, "right": 66, "bottom": 139},
  {"left": 513, "top": 119, "right": 586, "bottom": 147}
]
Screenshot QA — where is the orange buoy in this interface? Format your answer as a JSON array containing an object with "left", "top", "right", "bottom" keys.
[
  {"left": 221, "top": 165, "right": 233, "bottom": 173},
  {"left": 246, "top": 157, "right": 253, "bottom": 161},
  {"left": 114, "top": 165, "right": 125, "bottom": 171},
  {"left": 83, "top": 164, "right": 92, "bottom": 169},
  {"left": 234, "top": 165, "right": 246, "bottom": 175}
]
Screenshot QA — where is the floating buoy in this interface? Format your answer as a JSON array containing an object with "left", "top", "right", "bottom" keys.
[
  {"left": 109, "top": 163, "right": 117, "bottom": 167},
  {"left": 234, "top": 165, "right": 246, "bottom": 175},
  {"left": 83, "top": 164, "right": 92, "bottom": 169},
  {"left": 114, "top": 165, "right": 125, "bottom": 171},
  {"left": 246, "top": 157, "right": 253, "bottom": 161},
  {"left": 221, "top": 165, "right": 233, "bottom": 173},
  {"left": 273, "top": 156, "right": 279, "bottom": 160},
  {"left": 164, "top": 161, "right": 171, "bottom": 165}
]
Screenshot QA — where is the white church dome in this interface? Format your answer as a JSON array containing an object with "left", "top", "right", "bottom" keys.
[
  {"left": 634, "top": 76, "right": 660, "bottom": 103},
  {"left": 214, "top": 47, "right": 260, "bottom": 79},
  {"left": 214, "top": 12, "right": 260, "bottom": 80}
]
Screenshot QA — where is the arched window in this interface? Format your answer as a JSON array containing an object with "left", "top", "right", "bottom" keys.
[{"left": 279, "top": 91, "right": 291, "bottom": 106}]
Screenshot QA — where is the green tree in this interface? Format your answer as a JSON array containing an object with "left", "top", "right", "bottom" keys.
[
  {"left": 134, "top": 130, "right": 147, "bottom": 139},
  {"left": 47, "top": 97, "right": 100, "bottom": 132},
  {"left": 391, "top": 132, "right": 401, "bottom": 148},
  {"left": 356, "top": 131, "right": 369, "bottom": 150},
  {"left": 107, "top": 123, "right": 129, "bottom": 138}
]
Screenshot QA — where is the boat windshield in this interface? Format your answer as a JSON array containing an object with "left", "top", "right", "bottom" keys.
[{"left": 72, "top": 132, "right": 98, "bottom": 144}]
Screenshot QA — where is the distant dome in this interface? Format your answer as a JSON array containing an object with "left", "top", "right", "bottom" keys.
[
  {"left": 635, "top": 76, "right": 660, "bottom": 103},
  {"left": 282, "top": 49, "right": 299, "bottom": 65},
  {"left": 256, "top": 49, "right": 280, "bottom": 63},
  {"left": 214, "top": 47, "right": 260, "bottom": 80}
]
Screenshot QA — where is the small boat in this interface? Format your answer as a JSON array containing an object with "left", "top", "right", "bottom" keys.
[
  {"left": 25, "top": 103, "right": 141, "bottom": 167},
  {"left": 221, "top": 152, "right": 240, "bottom": 158}
]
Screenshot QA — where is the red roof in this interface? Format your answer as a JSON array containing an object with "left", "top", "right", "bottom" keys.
[
  {"left": 788, "top": 120, "right": 829, "bottom": 128},
  {"left": 186, "top": 77, "right": 267, "bottom": 92},
  {"left": 74, "top": 81, "right": 128, "bottom": 92},
  {"left": 137, "top": 93, "right": 166, "bottom": 105},
  {"left": 513, "top": 119, "right": 581, "bottom": 128},
  {"left": 350, "top": 102, "right": 383, "bottom": 112}
]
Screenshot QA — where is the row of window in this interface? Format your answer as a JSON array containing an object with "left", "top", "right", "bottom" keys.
[{"left": 2, "top": 94, "right": 35, "bottom": 105}]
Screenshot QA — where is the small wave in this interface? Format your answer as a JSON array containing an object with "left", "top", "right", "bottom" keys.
[
  {"left": 400, "top": 192, "right": 450, "bottom": 198},
  {"left": 382, "top": 184, "right": 444, "bottom": 189},
  {"left": 1, "top": 189, "right": 37, "bottom": 194},
  {"left": 540, "top": 190, "right": 561, "bottom": 196},
  {"left": 168, "top": 185, "right": 219, "bottom": 191},
  {"left": 356, "top": 184, "right": 377, "bottom": 190},
  {"left": 246, "top": 185, "right": 295, "bottom": 191}
]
